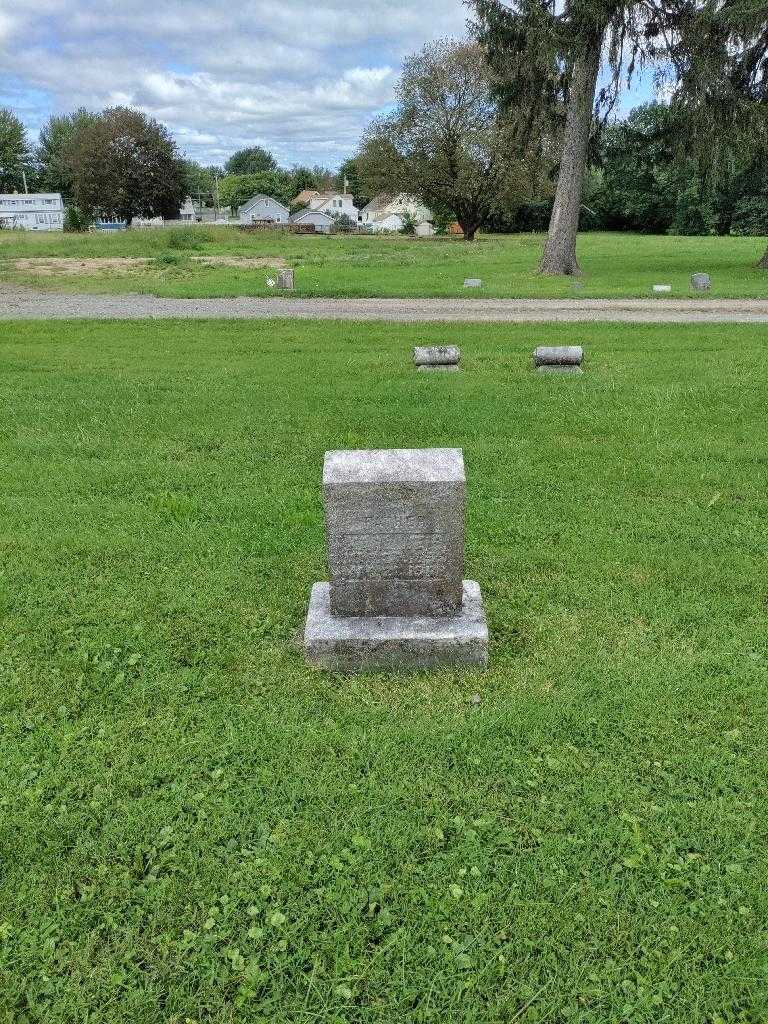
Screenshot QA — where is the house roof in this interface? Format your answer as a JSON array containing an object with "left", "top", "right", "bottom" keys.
[
  {"left": 361, "top": 193, "right": 395, "bottom": 216},
  {"left": 239, "top": 193, "right": 289, "bottom": 213},
  {"left": 290, "top": 208, "right": 333, "bottom": 223},
  {"left": 292, "top": 189, "right": 320, "bottom": 206}
]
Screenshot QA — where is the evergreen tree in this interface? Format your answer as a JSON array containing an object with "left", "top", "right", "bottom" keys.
[{"left": 471, "top": 0, "right": 768, "bottom": 273}]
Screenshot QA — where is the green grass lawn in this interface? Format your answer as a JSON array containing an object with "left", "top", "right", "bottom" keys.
[
  {"left": 1, "top": 226, "right": 767, "bottom": 298},
  {"left": 2, "top": 317, "right": 767, "bottom": 1022}
]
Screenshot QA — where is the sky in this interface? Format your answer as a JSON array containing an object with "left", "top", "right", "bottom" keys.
[{"left": 0, "top": 0, "right": 655, "bottom": 171}]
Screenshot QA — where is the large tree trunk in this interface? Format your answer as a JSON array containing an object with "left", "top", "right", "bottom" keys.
[{"left": 539, "top": 43, "right": 602, "bottom": 275}]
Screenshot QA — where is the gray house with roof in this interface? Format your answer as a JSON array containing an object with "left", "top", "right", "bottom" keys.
[{"left": 238, "top": 194, "right": 290, "bottom": 224}]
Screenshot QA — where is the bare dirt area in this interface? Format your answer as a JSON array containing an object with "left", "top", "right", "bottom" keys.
[
  {"left": 10, "top": 257, "right": 152, "bottom": 275},
  {"left": 190, "top": 256, "right": 288, "bottom": 269},
  {"left": 6, "top": 255, "right": 288, "bottom": 276}
]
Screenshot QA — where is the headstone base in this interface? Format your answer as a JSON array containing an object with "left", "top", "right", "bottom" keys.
[
  {"left": 304, "top": 580, "right": 488, "bottom": 672},
  {"left": 537, "top": 365, "right": 583, "bottom": 374},
  {"left": 418, "top": 364, "right": 460, "bottom": 372}
]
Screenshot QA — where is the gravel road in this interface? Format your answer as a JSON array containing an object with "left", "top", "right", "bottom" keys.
[{"left": 3, "top": 284, "right": 768, "bottom": 322}]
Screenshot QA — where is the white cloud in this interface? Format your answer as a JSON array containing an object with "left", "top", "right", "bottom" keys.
[{"left": 0, "top": 0, "right": 468, "bottom": 166}]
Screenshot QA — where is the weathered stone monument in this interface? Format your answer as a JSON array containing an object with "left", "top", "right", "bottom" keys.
[
  {"left": 464, "top": 278, "right": 482, "bottom": 288},
  {"left": 652, "top": 284, "right": 672, "bottom": 293},
  {"left": 303, "top": 448, "right": 488, "bottom": 672},
  {"left": 277, "top": 269, "right": 294, "bottom": 290},
  {"left": 691, "top": 272, "right": 711, "bottom": 291},
  {"left": 413, "top": 345, "right": 460, "bottom": 372},
  {"left": 534, "top": 345, "right": 583, "bottom": 374}
]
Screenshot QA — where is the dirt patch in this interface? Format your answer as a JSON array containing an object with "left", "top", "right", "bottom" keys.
[
  {"left": 191, "top": 256, "right": 288, "bottom": 268},
  {"left": 10, "top": 257, "right": 152, "bottom": 275},
  {"left": 8, "top": 255, "right": 288, "bottom": 275}
]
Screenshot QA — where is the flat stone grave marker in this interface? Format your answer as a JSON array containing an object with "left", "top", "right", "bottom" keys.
[
  {"left": 413, "top": 345, "right": 460, "bottom": 372},
  {"left": 652, "top": 284, "right": 672, "bottom": 293},
  {"left": 303, "top": 448, "right": 488, "bottom": 672},
  {"left": 534, "top": 345, "right": 584, "bottom": 374},
  {"left": 464, "top": 278, "right": 482, "bottom": 288}
]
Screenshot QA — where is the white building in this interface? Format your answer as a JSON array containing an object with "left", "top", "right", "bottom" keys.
[
  {"left": 293, "top": 189, "right": 359, "bottom": 222},
  {"left": 360, "top": 193, "right": 435, "bottom": 235},
  {"left": 238, "top": 193, "right": 290, "bottom": 224},
  {"left": 0, "top": 193, "right": 64, "bottom": 231},
  {"left": 289, "top": 208, "right": 334, "bottom": 233}
]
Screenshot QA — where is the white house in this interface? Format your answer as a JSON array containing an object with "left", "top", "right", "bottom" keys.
[
  {"left": 238, "top": 193, "right": 290, "bottom": 224},
  {"left": 289, "top": 208, "right": 334, "bottom": 233},
  {"left": 360, "top": 193, "right": 435, "bottom": 235},
  {"left": 293, "top": 189, "right": 359, "bottom": 222},
  {"left": 0, "top": 192, "right": 64, "bottom": 231}
]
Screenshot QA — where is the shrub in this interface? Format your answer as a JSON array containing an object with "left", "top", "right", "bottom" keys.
[
  {"left": 164, "top": 225, "right": 208, "bottom": 250},
  {"left": 155, "top": 252, "right": 183, "bottom": 266},
  {"left": 63, "top": 205, "right": 91, "bottom": 232},
  {"left": 330, "top": 212, "right": 356, "bottom": 233},
  {"left": 399, "top": 210, "right": 418, "bottom": 235}
]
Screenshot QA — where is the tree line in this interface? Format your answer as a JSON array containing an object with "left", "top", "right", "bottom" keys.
[
  {"left": 357, "top": 1, "right": 767, "bottom": 268},
  {"left": 0, "top": 107, "right": 365, "bottom": 227},
  {"left": 1, "top": 0, "right": 766, "bottom": 274}
]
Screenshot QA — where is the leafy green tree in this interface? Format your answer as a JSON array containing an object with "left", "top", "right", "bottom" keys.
[
  {"left": 597, "top": 104, "right": 689, "bottom": 233},
  {"left": 288, "top": 166, "right": 317, "bottom": 200},
  {"left": 358, "top": 39, "right": 546, "bottom": 240},
  {"left": 65, "top": 106, "right": 186, "bottom": 223},
  {"left": 37, "top": 109, "right": 97, "bottom": 195},
  {"left": 334, "top": 158, "right": 370, "bottom": 209},
  {"left": 0, "top": 108, "right": 31, "bottom": 192},
  {"left": 181, "top": 160, "right": 220, "bottom": 204},
  {"left": 224, "top": 146, "right": 277, "bottom": 175},
  {"left": 218, "top": 170, "right": 292, "bottom": 212}
]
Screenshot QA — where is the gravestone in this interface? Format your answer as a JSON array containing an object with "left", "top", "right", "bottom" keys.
[
  {"left": 413, "top": 345, "right": 460, "bottom": 372},
  {"left": 691, "top": 273, "right": 711, "bottom": 291},
  {"left": 303, "top": 448, "right": 488, "bottom": 672},
  {"left": 464, "top": 278, "right": 482, "bottom": 288},
  {"left": 534, "top": 345, "right": 583, "bottom": 374},
  {"left": 277, "top": 268, "right": 294, "bottom": 289},
  {"left": 652, "top": 284, "right": 672, "bottom": 293}
]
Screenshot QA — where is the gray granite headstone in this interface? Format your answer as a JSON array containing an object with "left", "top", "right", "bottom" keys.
[
  {"left": 691, "top": 273, "right": 711, "bottom": 291},
  {"left": 534, "top": 345, "right": 583, "bottom": 367},
  {"left": 277, "top": 269, "right": 294, "bottom": 289},
  {"left": 303, "top": 448, "right": 488, "bottom": 672},
  {"left": 413, "top": 345, "right": 460, "bottom": 371},
  {"left": 534, "top": 345, "right": 584, "bottom": 373}
]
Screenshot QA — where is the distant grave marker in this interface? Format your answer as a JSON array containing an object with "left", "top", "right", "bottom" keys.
[
  {"left": 534, "top": 345, "right": 584, "bottom": 374},
  {"left": 413, "top": 345, "right": 460, "bottom": 372}
]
